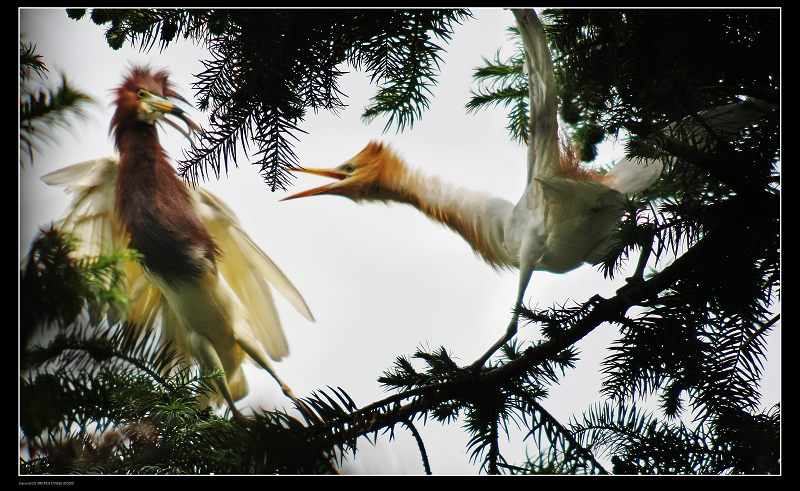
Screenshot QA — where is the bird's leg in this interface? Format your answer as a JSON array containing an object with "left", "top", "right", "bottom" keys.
[
  {"left": 233, "top": 331, "right": 322, "bottom": 425},
  {"left": 233, "top": 331, "right": 340, "bottom": 474},
  {"left": 616, "top": 225, "right": 655, "bottom": 299},
  {"left": 470, "top": 262, "right": 535, "bottom": 371},
  {"left": 187, "top": 332, "right": 248, "bottom": 422},
  {"left": 630, "top": 225, "right": 655, "bottom": 283},
  {"left": 469, "top": 312, "right": 521, "bottom": 372}
]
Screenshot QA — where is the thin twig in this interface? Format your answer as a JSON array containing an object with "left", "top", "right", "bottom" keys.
[
  {"left": 488, "top": 418, "right": 500, "bottom": 475},
  {"left": 403, "top": 418, "right": 431, "bottom": 475},
  {"left": 112, "top": 351, "right": 172, "bottom": 388},
  {"left": 530, "top": 400, "right": 609, "bottom": 474},
  {"left": 741, "top": 314, "right": 780, "bottom": 351}
]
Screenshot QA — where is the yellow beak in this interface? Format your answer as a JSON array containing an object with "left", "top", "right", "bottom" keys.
[
  {"left": 281, "top": 167, "right": 349, "bottom": 201},
  {"left": 146, "top": 97, "right": 177, "bottom": 114},
  {"left": 144, "top": 93, "right": 203, "bottom": 136}
]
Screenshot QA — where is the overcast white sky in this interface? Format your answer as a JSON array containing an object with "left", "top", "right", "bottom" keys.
[{"left": 19, "top": 8, "right": 780, "bottom": 475}]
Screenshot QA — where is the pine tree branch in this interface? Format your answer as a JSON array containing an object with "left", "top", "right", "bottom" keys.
[
  {"left": 741, "top": 314, "right": 779, "bottom": 351},
  {"left": 78, "top": 9, "right": 471, "bottom": 190},
  {"left": 488, "top": 418, "right": 500, "bottom": 474},
  {"left": 313, "top": 225, "right": 735, "bottom": 453},
  {"left": 25, "top": 329, "right": 173, "bottom": 390},
  {"left": 528, "top": 399, "right": 609, "bottom": 474}
]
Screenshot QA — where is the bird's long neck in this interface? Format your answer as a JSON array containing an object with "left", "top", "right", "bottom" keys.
[
  {"left": 379, "top": 160, "right": 516, "bottom": 269},
  {"left": 114, "top": 121, "right": 217, "bottom": 280}
]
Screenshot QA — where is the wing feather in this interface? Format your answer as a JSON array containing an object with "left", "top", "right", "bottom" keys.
[
  {"left": 41, "top": 157, "right": 314, "bottom": 368},
  {"left": 42, "top": 157, "right": 124, "bottom": 257},
  {"left": 192, "top": 187, "right": 314, "bottom": 361},
  {"left": 513, "top": 9, "right": 561, "bottom": 187},
  {"left": 126, "top": 262, "right": 165, "bottom": 333},
  {"left": 600, "top": 100, "right": 775, "bottom": 195},
  {"left": 40, "top": 157, "right": 164, "bottom": 332}
]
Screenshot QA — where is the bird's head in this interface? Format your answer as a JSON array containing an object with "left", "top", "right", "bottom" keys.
[
  {"left": 111, "top": 65, "right": 201, "bottom": 140},
  {"left": 282, "top": 141, "right": 407, "bottom": 203}
]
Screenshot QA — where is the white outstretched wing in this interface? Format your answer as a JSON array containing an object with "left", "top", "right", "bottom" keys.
[
  {"left": 512, "top": 8, "right": 662, "bottom": 202},
  {"left": 41, "top": 157, "right": 125, "bottom": 258},
  {"left": 41, "top": 158, "right": 166, "bottom": 334},
  {"left": 513, "top": 9, "right": 562, "bottom": 187},
  {"left": 192, "top": 187, "right": 315, "bottom": 361},
  {"left": 601, "top": 99, "right": 776, "bottom": 195},
  {"left": 669, "top": 99, "right": 776, "bottom": 151},
  {"left": 40, "top": 157, "right": 313, "bottom": 363}
]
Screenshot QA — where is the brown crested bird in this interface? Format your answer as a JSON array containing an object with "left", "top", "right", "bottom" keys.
[{"left": 42, "top": 66, "right": 315, "bottom": 419}]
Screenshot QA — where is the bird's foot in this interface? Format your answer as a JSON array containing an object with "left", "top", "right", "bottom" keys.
[
  {"left": 469, "top": 351, "right": 493, "bottom": 372},
  {"left": 231, "top": 407, "right": 250, "bottom": 425},
  {"left": 469, "top": 320, "right": 519, "bottom": 372},
  {"left": 280, "top": 384, "right": 323, "bottom": 425},
  {"left": 616, "top": 275, "right": 645, "bottom": 303},
  {"left": 278, "top": 386, "right": 339, "bottom": 474}
]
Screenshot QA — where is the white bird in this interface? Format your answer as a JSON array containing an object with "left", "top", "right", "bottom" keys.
[
  {"left": 40, "top": 66, "right": 315, "bottom": 418},
  {"left": 281, "top": 9, "right": 664, "bottom": 368}
]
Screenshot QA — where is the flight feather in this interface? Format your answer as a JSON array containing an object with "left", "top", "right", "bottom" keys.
[{"left": 40, "top": 156, "right": 312, "bottom": 368}]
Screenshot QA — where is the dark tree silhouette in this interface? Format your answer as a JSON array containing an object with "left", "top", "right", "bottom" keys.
[{"left": 20, "top": 8, "right": 779, "bottom": 475}]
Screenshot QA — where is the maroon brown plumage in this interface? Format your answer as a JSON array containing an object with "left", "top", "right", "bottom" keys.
[
  {"left": 111, "top": 65, "right": 218, "bottom": 280},
  {"left": 40, "top": 65, "right": 319, "bottom": 425}
]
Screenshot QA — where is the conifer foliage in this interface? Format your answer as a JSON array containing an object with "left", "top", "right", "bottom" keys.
[
  {"left": 20, "top": 42, "right": 93, "bottom": 166},
  {"left": 66, "top": 8, "right": 471, "bottom": 190},
  {"left": 467, "top": 8, "right": 779, "bottom": 474},
  {"left": 20, "top": 9, "right": 779, "bottom": 474}
]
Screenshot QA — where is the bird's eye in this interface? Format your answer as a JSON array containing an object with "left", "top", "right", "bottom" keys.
[
  {"left": 136, "top": 89, "right": 147, "bottom": 99},
  {"left": 342, "top": 163, "right": 355, "bottom": 173}
]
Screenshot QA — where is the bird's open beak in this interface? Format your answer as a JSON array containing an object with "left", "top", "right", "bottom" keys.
[
  {"left": 144, "top": 94, "right": 203, "bottom": 139},
  {"left": 281, "top": 168, "right": 349, "bottom": 201}
]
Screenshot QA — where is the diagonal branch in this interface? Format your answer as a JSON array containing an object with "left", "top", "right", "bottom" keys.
[
  {"left": 529, "top": 399, "right": 609, "bottom": 474},
  {"left": 741, "top": 314, "right": 780, "bottom": 351},
  {"left": 313, "top": 226, "right": 732, "bottom": 451}
]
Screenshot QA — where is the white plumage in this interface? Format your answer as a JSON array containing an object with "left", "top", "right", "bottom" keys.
[
  {"left": 282, "top": 9, "right": 663, "bottom": 368},
  {"left": 281, "top": 9, "right": 770, "bottom": 368}
]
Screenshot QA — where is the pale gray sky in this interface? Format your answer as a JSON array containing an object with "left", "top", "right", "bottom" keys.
[{"left": 19, "top": 8, "right": 780, "bottom": 475}]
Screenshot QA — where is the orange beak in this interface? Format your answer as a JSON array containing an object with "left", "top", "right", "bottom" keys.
[{"left": 281, "top": 167, "right": 349, "bottom": 201}]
